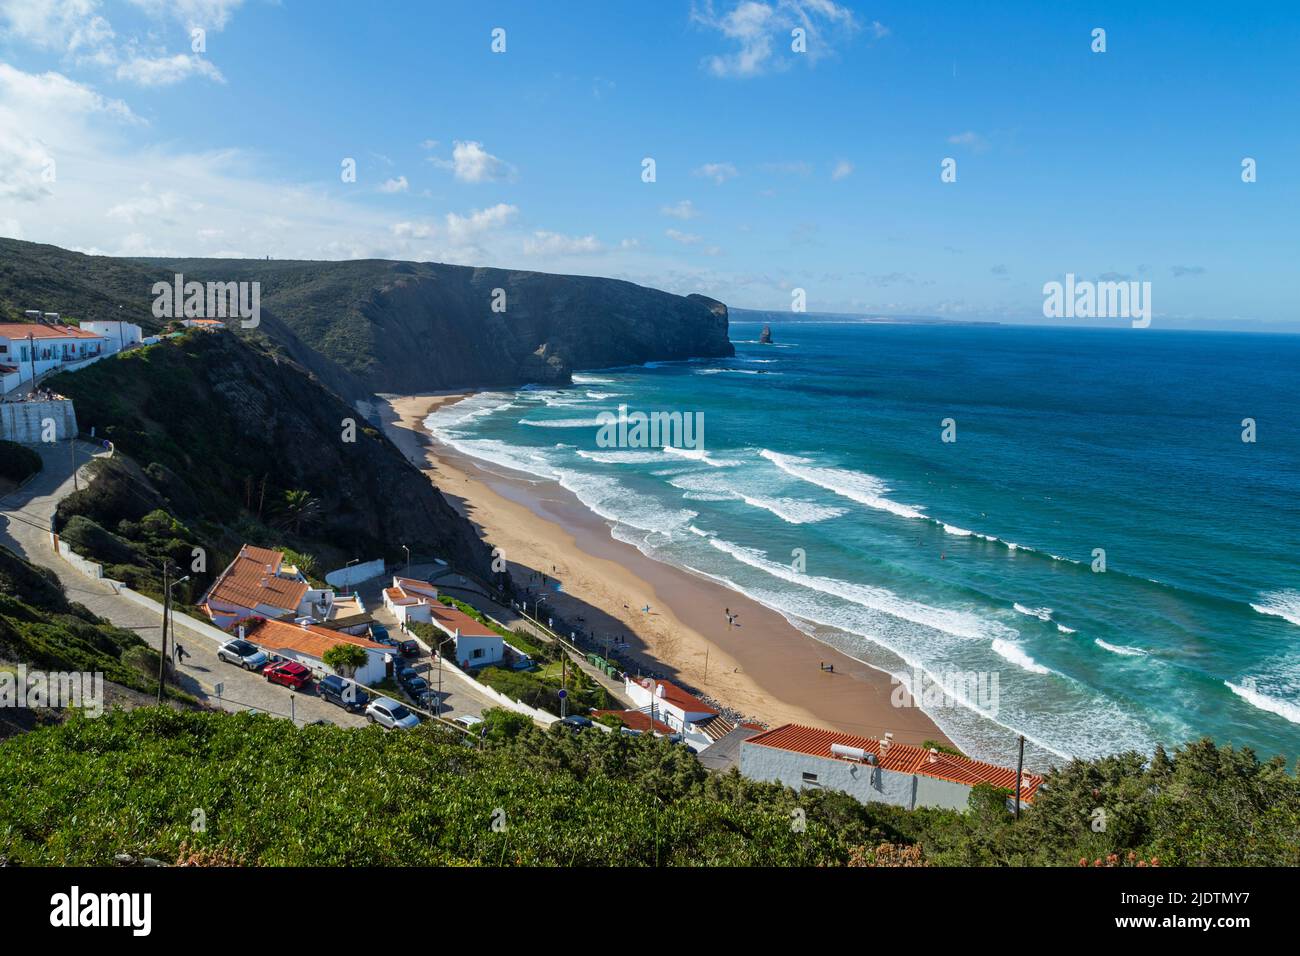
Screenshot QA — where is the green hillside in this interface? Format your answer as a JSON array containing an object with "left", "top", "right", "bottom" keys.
[
  {"left": 45, "top": 329, "right": 492, "bottom": 603},
  {"left": 0, "top": 705, "right": 1295, "bottom": 866}
]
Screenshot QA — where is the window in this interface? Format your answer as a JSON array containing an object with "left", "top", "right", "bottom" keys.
[
  {"left": 472, "top": 647, "right": 485, "bottom": 659},
  {"left": 801, "top": 771, "right": 819, "bottom": 784}
]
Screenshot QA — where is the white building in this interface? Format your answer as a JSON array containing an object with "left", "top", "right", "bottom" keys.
[
  {"left": 80, "top": 320, "right": 144, "bottom": 355},
  {"left": 0, "top": 321, "right": 107, "bottom": 394},
  {"left": 241, "top": 616, "right": 390, "bottom": 686},
  {"left": 621, "top": 676, "right": 735, "bottom": 752},
  {"left": 739, "top": 723, "right": 1043, "bottom": 812},
  {"left": 200, "top": 544, "right": 338, "bottom": 628},
  {"left": 382, "top": 576, "right": 505, "bottom": 668}
]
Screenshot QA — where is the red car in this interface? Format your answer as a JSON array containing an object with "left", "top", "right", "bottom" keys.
[{"left": 263, "top": 660, "right": 313, "bottom": 690}]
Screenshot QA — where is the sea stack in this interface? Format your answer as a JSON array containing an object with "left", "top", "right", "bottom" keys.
[{"left": 759, "top": 324, "right": 773, "bottom": 344}]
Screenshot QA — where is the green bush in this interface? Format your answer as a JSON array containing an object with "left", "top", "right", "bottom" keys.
[{"left": 0, "top": 440, "right": 41, "bottom": 484}]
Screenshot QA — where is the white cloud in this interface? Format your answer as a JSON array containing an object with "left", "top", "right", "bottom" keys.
[
  {"left": 523, "top": 231, "right": 603, "bottom": 256},
  {"left": 661, "top": 199, "right": 699, "bottom": 220},
  {"left": 692, "top": 0, "right": 859, "bottom": 78},
  {"left": 431, "top": 140, "right": 516, "bottom": 183},
  {"left": 666, "top": 229, "right": 703, "bottom": 245},
  {"left": 694, "top": 162, "right": 738, "bottom": 184},
  {"left": 126, "top": 0, "right": 245, "bottom": 30},
  {"left": 831, "top": 158, "right": 853, "bottom": 180},
  {"left": 378, "top": 175, "right": 409, "bottom": 194},
  {"left": 444, "top": 202, "right": 518, "bottom": 242},
  {"left": 115, "top": 53, "right": 223, "bottom": 86},
  {"left": 0, "top": 0, "right": 115, "bottom": 61},
  {"left": 947, "top": 131, "right": 989, "bottom": 152},
  {"left": 2, "top": 0, "right": 237, "bottom": 85}
]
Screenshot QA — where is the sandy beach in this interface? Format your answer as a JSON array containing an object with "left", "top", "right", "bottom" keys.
[{"left": 376, "top": 392, "right": 950, "bottom": 748}]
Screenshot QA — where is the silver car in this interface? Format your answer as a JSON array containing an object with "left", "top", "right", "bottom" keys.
[
  {"left": 217, "top": 639, "right": 268, "bottom": 670},
  {"left": 365, "top": 697, "right": 421, "bottom": 730}
]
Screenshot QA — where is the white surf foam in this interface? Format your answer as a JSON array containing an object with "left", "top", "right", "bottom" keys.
[
  {"left": 1225, "top": 678, "right": 1300, "bottom": 724},
  {"left": 1251, "top": 590, "right": 1300, "bottom": 628},
  {"left": 706, "top": 537, "right": 1000, "bottom": 641},
  {"left": 1013, "top": 603, "right": 1054, "bottom": 622},
  {"left": 760, "top": 448, "right": 926, "bottom": 520},
  {"left": 1094, "top": 638, "right": 1146, "bottom": 656},
  {"left": 518, "top": 416, "right": 605, "bottom": 428},
  {"left": 992, "top": 638, "right": 1054, "bottom": 675},
  {"left": 575, "top": 449, "right": 664, "bottom": 464}
]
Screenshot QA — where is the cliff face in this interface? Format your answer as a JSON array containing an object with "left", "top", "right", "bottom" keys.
[
  {"left": 47, "top": 332, "right": 493, "bottom": 580},
  {"left": 0, "top": 240, "right": 734, "bottom": 400},
  {"left": 188, "top": 259, "right": 735, "bottom": 399}
]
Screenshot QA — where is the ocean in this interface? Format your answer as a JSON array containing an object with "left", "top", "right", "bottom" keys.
[{"left": 426, "top": 321, "right": 1300, "bottom": 767}]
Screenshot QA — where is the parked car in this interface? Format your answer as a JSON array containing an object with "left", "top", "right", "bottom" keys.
[
  {"left": 396, "top": 639, "right": 420, "bottom": 658},
  {"left": 217, "top": 639, "right": 268, "bottom": 671},
  {"left": 263, "top": 660, "right": 313, "bottom": 690},
  {"left": 367, "top": 622, "right": 391, "bottom": 643},
  {"left": 453, "top": 714, "right": 484, "bottom": 731},
  {"left": 395, "top": 663, "right": 419, "bottom": 683},
  {"left": 318, "top": 674, "right": 370, "bottom": 712},
  {"left": 558, "top": 715, "right": 593, "bottom": 732},
  {"left": 365, "top": 697, "right": 420, "bottom": 730},
  {"left": 402, "top": 676, "right": 429, "bottom": 698}
]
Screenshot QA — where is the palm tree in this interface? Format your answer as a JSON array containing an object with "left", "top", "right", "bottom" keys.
[{"left": 275, "top": 489, "right": 320, "bottom": 535}]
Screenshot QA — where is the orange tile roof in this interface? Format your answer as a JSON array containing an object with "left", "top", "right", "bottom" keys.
[
  {"left": 632, "top": 676, "right": 716, "bottom": 716},
  {"left": 0, "top": 323, "right": 103, "bottom": 340},
  {"left": 592, "top": 709, "right": 676, "bottom": 736},
  {"left": 427, "top": 602, "right": 497, "bottom": 638},
  {"left": 394, "top": 576, "right": 437, "bottom": 594},
  {"left": 206, "top": 545, "right": 308, "bottom": 615},
  {"left": 744, "top": 723, "right": 1042, "bottom": 800},
  {"left": 244, "top": 616, "right": 386, "bottom": 660}
]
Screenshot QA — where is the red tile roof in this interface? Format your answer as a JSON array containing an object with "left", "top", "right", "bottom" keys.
[
  {"left": 743, "top": 723, "right": 1043, "bottom": 800},
  {"left": 205, "top": 545, "right": 309, "bottom": 615},
  {"left": 243, "top": 616, "right": 386, "bottom": 660},
  {"left": 0, "top": 323, "right": 102, "bottom": 340},
  {"left": 631, "top": 676, "right": 717, "bottom": 716},
  {"left": 592, "top": 709, "right": 676, "bottom": 736},
  {"left": 427, "top": 602, "right": 497, "bottom": 639}
]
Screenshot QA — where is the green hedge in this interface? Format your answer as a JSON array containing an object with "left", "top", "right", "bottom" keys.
[{"left": 0, "top": 440, "right": 41, "bottom": 484}]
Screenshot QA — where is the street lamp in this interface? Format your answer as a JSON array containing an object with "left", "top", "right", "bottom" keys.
[
  {"left": 433, "top": 633, "right": 455, "bottom": 717},
  {"left": 401, "top": 544, "right": 410, "bottom": 575},
  {"left": 156, "top": 569, "right": 189, "bottom": 703}
]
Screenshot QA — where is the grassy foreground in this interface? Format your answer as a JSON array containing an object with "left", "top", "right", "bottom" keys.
[{"left": 1, "top": 706, "right": 1297, "bottom": 867}]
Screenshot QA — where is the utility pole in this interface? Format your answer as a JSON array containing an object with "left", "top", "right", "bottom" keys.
[
  {"left": 561, "top": 654, "right": 567, "bottom": 718},
  {"left": 70, "top": 435, "right": 77, "bottom": 491},
  {"left": 26, "top": 332, "right": 36, "bottom": 393},
  {"left": 1014, "top": 734, "right": 1025, "bottom": 819},
  {"left": 156, "top": 562, "right": 170, "bottom": 704}
]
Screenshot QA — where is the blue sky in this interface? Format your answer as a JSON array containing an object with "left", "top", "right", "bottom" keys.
[{"left": 0, "top": 1, "right": 1296, "bottom": 329}]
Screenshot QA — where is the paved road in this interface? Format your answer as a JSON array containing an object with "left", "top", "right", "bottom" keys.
[{"left": 0, "top": 441, "right": 365, "bottom": 727}]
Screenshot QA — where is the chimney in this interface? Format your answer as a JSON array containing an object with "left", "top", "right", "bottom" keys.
[
  {"left": 881, "top": 732, "right": 893, "bottom": 753},
  {"left": 259, "top": 578, "right": 268, "bottom": 588},
  {"left": 928, "top": 747, "right": 939, "bottom": 763}
]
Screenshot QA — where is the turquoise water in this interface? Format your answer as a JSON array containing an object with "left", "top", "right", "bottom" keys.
[{"left": 428, "top": 322, "right": 1300, "bottom": 767}]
